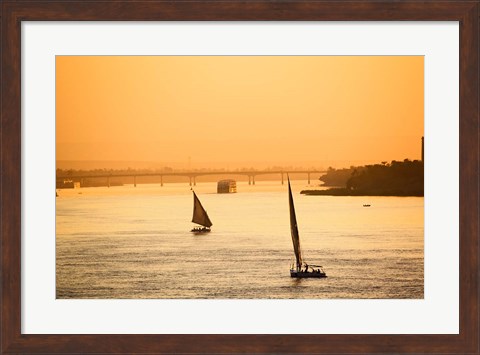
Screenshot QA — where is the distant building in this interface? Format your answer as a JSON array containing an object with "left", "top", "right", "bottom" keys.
[{"left": 217, "top": 179, "right": 237, "bottom": 193}]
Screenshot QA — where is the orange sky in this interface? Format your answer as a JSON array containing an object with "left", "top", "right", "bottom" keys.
[{"left": 56, "top": 56, "right": 423, "bottom": 169}]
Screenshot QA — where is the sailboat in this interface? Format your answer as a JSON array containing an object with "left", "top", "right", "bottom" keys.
[
  {"left": 288, "top": 177, "right": 327, "bottom": 278},
  {"left": 191, "top": 190, "right": 212, "bottom": 233}
]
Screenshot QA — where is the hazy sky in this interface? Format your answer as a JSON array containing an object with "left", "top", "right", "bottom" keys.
[{"left": 56, "top": 56, "right": 423, "bottom": 169}]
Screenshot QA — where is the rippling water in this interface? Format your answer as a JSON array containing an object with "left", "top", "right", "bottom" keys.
[{"left": 56, "top": 181, "right": 423, "bottom": 299}]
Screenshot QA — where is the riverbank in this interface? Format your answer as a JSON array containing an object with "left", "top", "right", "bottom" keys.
[{"left": 310, "top": 159, "right": 424, "bottom": 197}]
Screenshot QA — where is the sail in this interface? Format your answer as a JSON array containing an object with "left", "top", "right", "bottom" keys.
[
  {"left": 288, "top": 178, "right": 302, "bottom": 270},
  {"left": 192, "top": 191, "right": 213, "bottom": 227}
]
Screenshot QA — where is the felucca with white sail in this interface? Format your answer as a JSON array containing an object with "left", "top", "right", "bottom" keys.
[
  {"left": 288, "top": 177, "right": 326, "bottom": 278},
  {"left": 191, "top": 190, "right": 212, "bottom": 233}
]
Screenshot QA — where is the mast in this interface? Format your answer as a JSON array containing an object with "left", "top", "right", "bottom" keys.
[
  {"left": 192, "top": 191, "right": 213, "bottom": 228},
  {"left": 288, "top": 177, "right": 302, "bottom": 271}
]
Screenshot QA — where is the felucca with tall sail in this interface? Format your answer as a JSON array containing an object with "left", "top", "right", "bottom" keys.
[
  {"left": 191, "top": 190, "right": 212, "bottom": 233},
  {"left": 288, "top": 177, "right": 326, "bottom": 278}
]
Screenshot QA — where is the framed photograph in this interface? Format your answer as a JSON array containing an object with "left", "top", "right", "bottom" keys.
[{"left": 1, "top": 1, "right": 478, "bottom": 354}]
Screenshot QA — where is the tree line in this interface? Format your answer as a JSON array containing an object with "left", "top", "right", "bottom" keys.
[{"left": 303, "top": 159, "right": 424, "bottom": 196}]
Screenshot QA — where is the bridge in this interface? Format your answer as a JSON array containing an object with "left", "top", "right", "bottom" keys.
[{"left": 56, "top": 170, "right": 327, "bottom": 187}]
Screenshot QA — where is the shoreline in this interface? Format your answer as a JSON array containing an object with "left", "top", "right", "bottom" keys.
[{"left": 301, "top": 188, "right": 424, "bottom": 197}]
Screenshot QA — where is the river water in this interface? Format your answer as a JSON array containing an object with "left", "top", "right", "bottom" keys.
[{"left": 56, "top": 180, "right": 423, "bottom": 299}]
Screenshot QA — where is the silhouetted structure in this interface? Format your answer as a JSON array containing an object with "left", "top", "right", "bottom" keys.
[
  {"left": 421, "top": 136, "right": 424, "bottom": 163},
  {"left": 56, "top": 169, "right": 326, "bottom": 188},
  {"left": 217, "top": 179, "right": 237, "bottom": 193}
]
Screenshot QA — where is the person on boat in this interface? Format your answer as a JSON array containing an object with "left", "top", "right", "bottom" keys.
[{"left": 304, "top": 263, "right": 309, "bottom": 272}]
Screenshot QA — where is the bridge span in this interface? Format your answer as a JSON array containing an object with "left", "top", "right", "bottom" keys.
[{"left": 56, "top": 170, "right": 327, "bottom": 188}]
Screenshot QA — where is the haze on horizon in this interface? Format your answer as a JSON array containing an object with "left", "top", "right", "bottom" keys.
[{"left": 56, "top": 56, "right": 424, "bottom": 170}]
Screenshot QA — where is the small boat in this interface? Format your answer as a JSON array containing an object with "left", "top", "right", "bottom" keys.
[
  {"left": 191, "top": 190, "right": 212, "bottom": 233},
  {"left": 288, "top": 177, "right": 326, "bottom": 278},
  {"left": 363, "top": 204, "right": 371, "bottom": 207},
  {"left": 217, "top": 179, "right": 237, "bottom": 193}
]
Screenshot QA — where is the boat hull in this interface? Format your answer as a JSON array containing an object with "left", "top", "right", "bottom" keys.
[
  {"left": 290, "top": 270, "right": 327, "bottom": 278},
  {"left": 191, "top": 227, "right": 211, "bottom": 234}
]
